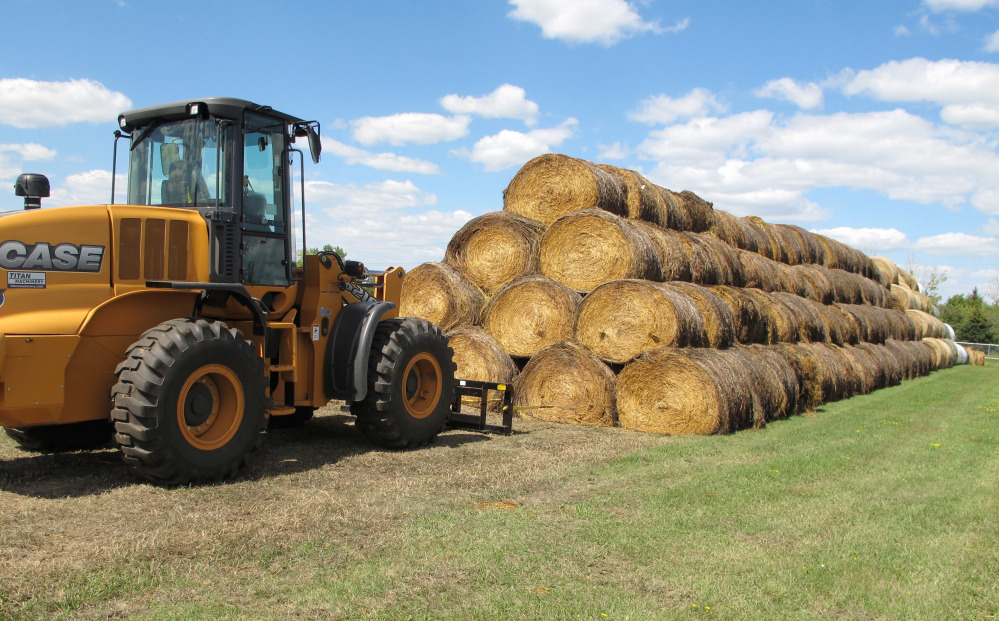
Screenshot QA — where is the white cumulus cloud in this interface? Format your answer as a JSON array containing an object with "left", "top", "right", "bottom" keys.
[
  {"left": 47, "top": 169, "right": 126, "bottom": 207},
  {"left": 440, "top": 84, "right": 540, "bottom": 126},
  {"left": 913, "top": 232, "right": 999, "bottom": 255},
  {"left": 0, "top": 79, "right": 131, "bottom": 129},
  {"left": 754, "top": 78, "right": 824, "bottom": 109},
  {"left": 507, "top": 0, "right": 679, "bottom": 46},
  {"left": 458, "top": 118, "right": 578, "bottom": 171},
  {"left": 350, "top": 113, "right": 471, "bottom": 146},
  {"left": 323, "top": 138, "right": 441, "bottom": 174},
  {"left": 629, "top": 88, "right": 728, "bottom": 125},
  {"left": 923, "top": 0, "right": 999, "bottom": 10},
  {"left": 810, "top": 227, "right": 910, "bottom": 254}
]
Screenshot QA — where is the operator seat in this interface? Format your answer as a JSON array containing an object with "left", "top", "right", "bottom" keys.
[{"left": 161, "top": 161, "right": 211, "bottom": 206}]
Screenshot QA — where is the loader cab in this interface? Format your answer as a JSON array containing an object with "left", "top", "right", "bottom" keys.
[{"left": 117, "top": 98, "right": 320, "bottom": 288}]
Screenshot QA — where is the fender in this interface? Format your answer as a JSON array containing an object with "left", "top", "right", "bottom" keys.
[{"left": 326, "top": 301, "right": 396, "bottom": 402}]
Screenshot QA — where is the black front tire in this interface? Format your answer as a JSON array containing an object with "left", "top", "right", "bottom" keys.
[
  {"left": 3, "top": 420, "right": 113, "bottom": 453},
  {"left": 110, "top": 318, "right": 267, "bottom": 485},
  {"left": 351, "top": 317, "right": 456, "bottom": 449}
]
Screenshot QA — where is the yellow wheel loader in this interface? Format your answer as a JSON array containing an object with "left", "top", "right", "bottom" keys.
[{"left": 0, "top": 98, "right": 510, "bottom": 485}]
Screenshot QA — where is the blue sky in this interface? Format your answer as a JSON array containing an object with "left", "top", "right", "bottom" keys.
[{"left": 3, "top": 0, "right": 999, "bottom": 301}]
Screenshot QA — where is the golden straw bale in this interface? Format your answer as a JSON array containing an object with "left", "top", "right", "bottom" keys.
[
  {"left": 740, "top": 344, "right": 800, "bottom": 422},
  {"left": 633, "top": 221, "right": 693, "bottom": 282},
  {"left": 738, "top": 249, "right": 781, "bottom": 291},
  {"left": 772, "top": 292, "right": 830, "bottom": 343},
  {"left": 596, "top": 165, "right": 669, "bottom": 224},
  {"left": 400, "top": 262, "right": 486, "bottom": 331},
  {"left": 773, "top": 262, "right": 815, "bottom": 298},
  {"left": 444, "top": 211, "right": 545, "bottom": 295},
  {"left": 746, "top": 216, "right": 788, "bottom": 263},
  {"left": 857, "top": 277, "right": 892, "bottom": 308},
  {"left": 617, "top": 348, "right": 754, "bottom": 435},
  {"left": 484, "top": 276, "right": 582, "bottom": 358},
  {"left": 898, "top": 267, "right": 919, "bottom": 291},
  {"left": 446, "top": 327, "right": 518, "bottom": 411},
  {"left": 905, "top": 309, "right": 948, "bottom": 340},
  {"left": 667, "top": 281, "right": 736, "bottom": 348},
  {"left": 749, "top": 289, "right": 799, "bottom": 343},
  {"left": 871, "top": 256, "right": 899, "bottom": 287},
  {"left": 503, "top": 153, "right": 628, "bottom": 225},
  {"left": 576, "top": 280, "right": 704, "bottom": 363},
  {"left": 772, "top": 343, "right": 825, "bottom": 411},
  {"left": 784, "top": 224, "right": 822, "bottom": 265},
  {"left": 657, "top": 187, "right": 692, "bottom": 231},
  {"left": 695, "top": 232, "right": 741, "bottom": 286},
  {"left": 791, "top": 264, "right": 834, "bottom": 304},
  {"left": 825, "top": 304, "right": 861, "bottom": 345},
  {"left": 771, "top": 224, "right": 807, "bottom": 265},
  {"left": 539, "top": 208, "right": 662, "bottom": 292},
  {"left": 855, "top": 342, "right": 903, "bottom": 388},
  {"left": 710, "top": 285, "right": 774, "bottom": 344},
  {"left": 839, "top": 344, "right": 879, "bottom": 394},
  {"left": 708, "top": 209, "right": 747, "bottom": 249},
  {"left": 674, "top": 231, "right": 722, "bottom": 284},
  {"left": 513, "top": 340, "right": 616, "bottom": 427},
  {"left": 675, "top": 190, "right": 715, "bottom": 232}
]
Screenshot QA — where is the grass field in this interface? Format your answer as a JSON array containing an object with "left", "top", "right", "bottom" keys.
[{"left": 1, "top": 364, "right": 997, "bottom": 620}]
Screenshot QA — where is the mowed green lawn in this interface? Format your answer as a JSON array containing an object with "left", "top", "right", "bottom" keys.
[{"left": 1, "top": 363, "right": 997, "bottom": 620}]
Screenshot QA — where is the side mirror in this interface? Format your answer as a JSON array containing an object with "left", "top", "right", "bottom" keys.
[{"left": 306, "top": 124, "right": 321, "bottom": 164}]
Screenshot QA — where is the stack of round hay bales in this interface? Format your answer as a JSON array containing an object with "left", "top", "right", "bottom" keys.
[
  {"left": 400, "top": 261, "right": 485, "bottom": 331},
  {"left": 445, "top": 211, "right": 544, "bottom": 295},
  {"left": 399, "top": 153, "right": 959, "bottom": 437},
  {"left": 484, "top": 276, "right": 581, "bottom": 358},
  {"left": 513, "top": 340, "right": 617, "bottom": 427},
  {"left": 575, "top": 280, "right": 704, "bottom": 362}
]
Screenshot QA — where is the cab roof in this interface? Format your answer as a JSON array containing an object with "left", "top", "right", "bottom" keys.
[{"left": 118, "top": 97, "right": 307, "bottom": 132}]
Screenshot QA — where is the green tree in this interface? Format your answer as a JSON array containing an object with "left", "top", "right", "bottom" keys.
[
  {"left": 960, "top": 305, "right": 997, "bottom": 343},
  {"left": 295, "top": 244, "right": 345, "bottom": 267}
]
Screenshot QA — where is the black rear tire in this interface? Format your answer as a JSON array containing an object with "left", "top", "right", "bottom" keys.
[
  {"left": 3, "top": 420, "right": 113, "bottom": 453},
  {"left": 351, "top": 317, "right": 455, "bottom": 449},
  {"left": 110, "top": 318, "right": 267, "bottom": 485}
]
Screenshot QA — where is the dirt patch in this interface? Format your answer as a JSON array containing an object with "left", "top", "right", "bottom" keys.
[{"left": 0, "top": 404, "right": 669, "bottom": 615}]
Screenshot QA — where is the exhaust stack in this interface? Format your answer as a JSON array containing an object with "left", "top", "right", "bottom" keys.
[{"left": 15, "top": 173, "right": 50, "bottom": 210}]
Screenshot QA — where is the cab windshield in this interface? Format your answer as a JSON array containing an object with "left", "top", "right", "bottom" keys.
[{"left": 126, "top": 118, "right": 226, "bottom": 208}]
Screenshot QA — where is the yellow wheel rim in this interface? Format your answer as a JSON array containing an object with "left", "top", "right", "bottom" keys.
[
  {"left": 177, "top": 364, "right": 245, "bottom": 450},
  {"left": 402, "top": 352, "right": 442, "bottom": 420}
]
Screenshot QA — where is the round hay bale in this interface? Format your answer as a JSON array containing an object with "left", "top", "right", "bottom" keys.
[
  {"left": 745, "top": 216, "right": 788, "bottom": 263},
  {"left": 708, "top": 209, "right": 746, "bottom": 249},
  {"left": 446, "top": 327, "right": 518, "bottom": 412},
  {"left": 857, "top": 277, "right": 891, "bottom": 308},
  {"left": 839, "top": 344, "right": 879, "bottom": 394},
  {"left": 667, "top": 281, "right": 736, "bottom": 348},
  {"left": 772, "top": 292, "right": 829, "bottom": 343},
  {"left": 771, "top": 224, "right": 807, "bottom": 265},
  {"left": 738, "top": 249, "right": 781, "bottom": 291},
  {"left": 539, "top": 208, "right": 662, "bottom": 292},
  {"left": 503, "top": 153, "right": 627, "bottom": 225},
  {"left": 695, "top": 232, "right": 741, "bottom": 286},
  {"left": 710, "top": 285, "right": 773, "bottom": 344},
  {"left": 740, "top": 344, "right": 800, "bottom": 422},
  {"left": 772, "top": 343, "right": 825, "bottom": 411},
  {"left": 905, "top": 309, "right": 948, "bottom": 340},
  {"left": 783, "top": 224, "right": 822, "bottom": 265},
  {"left": 675, "top": 190, "right": 714, "bottom": 232},
  {"left": 400, "top": 262, "right": 486, "bottom": 331},
  {"left": 774, "top": 262, "right": 815, "bottom": 299},
  {"left": 576, "top": 280, "right": 704, "bottom": 363},
  {"left": 513, "top": 340, "right": 616, "bottom": 427},
  {"left": 749, "top": 289, "right": 799, "bottom": 343},
  {"left": 617, "top": 348, "right": 754, "bottom": 435},
  {"left": 855, "top": 342, "right": 903, "bottom": 388},
  {"left": 596, "top": 165, "right": 669, "bottom": 225},
  {"left": 871, "top": 256, "right": 899, "bottom": 287},
  {"left": 446, "top": 327, "right": 518, "bottom": 383},
  {"left": 633, "top": 221, "right": 693, "bottom": 282},
  {"left": 484, "top": 276, "right": 582, "bottom": 358},
  {"left": 791, "top": 265, "right": 834, "bottom": 304},
  {"left": 657, "top": 187, "right": 692, "bottom": 231},
  {"left": 444, "top": 211, "right": 545, "bottom": 295},
  {"left": 898, "top": 267, "right": 919, "bottom": 291}
]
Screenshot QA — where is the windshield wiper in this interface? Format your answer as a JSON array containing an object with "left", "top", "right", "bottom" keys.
[{"left": 130, "top": 121, "right": 163, "bottom": 151}]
